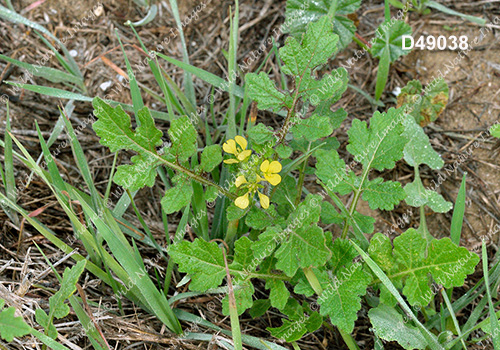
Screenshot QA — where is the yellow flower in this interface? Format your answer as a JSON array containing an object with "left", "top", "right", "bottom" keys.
[
  {"left": 223, "top": 135, "right": 252, "bottom": 164},
  {"left": 260, "top": 160, "right": 282, "bottom": 186},
  {"left": 233, "top": 175, "right": 270, "bottom": 209}
]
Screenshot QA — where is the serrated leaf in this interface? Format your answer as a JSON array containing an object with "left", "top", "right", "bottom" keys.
[
  {"left": 248, "top": 123, "right": 275, "bottom": 145},
  {"left": 168, "top": 116, "right": 197, "bottom": 162},
  {"left": 402, "top": 117, "right": 444, "bottom": 169},
  {"left": 317, "top": 239, "right": 371, "bottom": 332},
  {"left": 314, "top": 104, "right": 347, "bottom": 130},
  {"left": 246, "top": 72, "right": 291, "bottom": 112},
  {"left": 272, "top": 175, "right": 298, "bottom": 217},
  {"left": 268, "top": 311, "right": 323, "bottom": 342},
  {"left": 291, "top": 114, "right": 333, "bottom": 142},
  {"left": 0, "top": 305, "right": 31, "bottom": 342},
  {"left": 280, "top": 16, "right": 340, "bottom": 76},
  {"left": 370, "top": 229, "right": 479, "bottom": 306},
  {"left": 200, "top": 144, "right": 222, "bottom": 172},
  {"left": 315, "top": 149, "right": 357, "bottom": 195},
  {"left": 352, "top": 211, "right": 375, "bottom": 234},
  {"left": 161, "top": 176, "right": 193, "bottom": 214},
  {"left": 93, "top": 98, "right": 164, "bottom": 190},
  {"left": 298, "top": 69, "right": 348, "bottom": 105},
  {"left": 347, "top": 107, "right": 407, "bottom": 171},
  {"left": 168, "top": 239, "right": 226, "bottom": 291},
  {"left": 397, "top": 78, "right": 449, "bottom": 127},
  {"left": 222, "top": 281, "right": 254, "bottom": 316},
  {"left": 274, "top": 195, "right": 331, "bottom": 276},
  {"left": 35, "top": 309, "right": 57, "bottom": 339},
  {"left": 404, "top": 176, "right": 452, "bottom": 213},
  {"left": 49, "top": 260, "right": 86, "bottom": 319},
  {"left": 283, "top": 0, "right": 362, "bottom": 50},
  {"left": 362, "top": 178, "right": 406, "bottom": 210},
  {"left": 245, "top": 205, "right": 284, "bottom": 230},
  {"left": 249, "top": 299, "right": 271, "bottom": 318},
  {"left": 371, "top": 20, "right": 412, "bottom": 63},
  {"left": 266, "top": 279, "right": 290, "bottom": 310},
  {"left": 369, "top": 304, "right": 427, "bottom": 349}
]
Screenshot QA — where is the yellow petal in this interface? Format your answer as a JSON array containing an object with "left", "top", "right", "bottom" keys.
[
  {"left": 235, "top": 193, "right": 249, "bottom": 209},
  {"left": 256, "top": 175, "right": 265, "bottom": 182},
  {"left": 268, "top": 161, "right": 282, "bottom": 174},
  {"left": 234, "top": 135, "right": 247, "bottom": 150},
  {"left": 224, "top": 158, "right": 239, "bottom": 164},
  {"left": 258, "top": 191, "right": 270, "bottom": 209},
  {"left": 260, "top": 159, "right": 270, "bottom": 173},
  {"left": 237, "top": 149, "right": 252, "bottom": 161},
  {"left": 223, "top": 139, "right": 237, "bottom": 154},
  {"left": 265, "top": 173, "right": 281, "bottom": 186},
  {"left": 235, "top": 175, "right": 247, "bottom": 187}
]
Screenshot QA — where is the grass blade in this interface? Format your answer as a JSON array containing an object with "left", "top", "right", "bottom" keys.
[
  {"left": 167, "top": 0, "right": 196, "bottom": 105},
  {"left": 482, "top": 240, "right": 500, "bottom": 349},
  {"left": 227, "top": 1, "right": 239, "bottom": 138},
  {"left": 155, "top": 52, "right": 245, "bottom": 98},
  {"left": 426, "top": 1, "right": 486, "bottom": 26},
  {"left": 0, "top": 54, "right": 82, "bottom": 86},
  {"left": 2, "top": 100, "right": 19, "bottom": 225},
  {"left": 450, "top": 173, "right": 467, "bottom": 245},
  {"left": 0, "top": 4, "right": 81, "bottom": 77}
]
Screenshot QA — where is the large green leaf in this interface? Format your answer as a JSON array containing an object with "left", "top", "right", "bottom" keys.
[
  {"left": 49, "top": 260, "right": 86, "bottom": 319},
  {"left": 371, "top": 19, "right": 412, "bottom": 63},
  {"left": 283, "top": 0, "right": 362, "bottom": 50},
  {"left": 369, "top": 304, "right": 427, "bottom": 349},
  {"left": 274, "top": 195, "right": 332, "bottom": 276},
  {"left": 93, "top": 98, "right": 163, "bottom": 190},
  {"left": 347, "top": 107, "right": 407, "bottom": 171},
  {"left": 0, "top": 303, "right": 31, "bottom": 342},
  {"left": 368, "top": 230, "right": 479, "bottom": 306}
]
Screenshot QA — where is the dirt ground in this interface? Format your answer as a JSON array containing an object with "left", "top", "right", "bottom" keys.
[{"left": 0, "top": 0, "right": 499, "bottom": 349}]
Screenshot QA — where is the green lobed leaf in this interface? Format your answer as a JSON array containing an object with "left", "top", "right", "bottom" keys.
[
  {"left": 369, "top": 304, "right": 427, "bottom": 350},
  {"left": 161, "top": 175, "right": 193, "bottom": 214},
  {"left": 280, "top": 16, "right": 340, "bottom": 77},
  {"left": 274, "top": 195, "right": 332, "bottom": 276},
  {"left": 222, "top": 281, "right": 254, "bottom": 316},
  {"left": 397, "top": 78, "right": 449, "bottom": 127},
  {"left": 168, "top": 116, "right": 197, "bottom": 162},
  {"left": 283, "top": 0, "right": 362, "bottom": 50},
  {"left": 402, "top": 117, "right": 443, "bottom": 169},
  {"left": 347, "top": 107, "right": 407, "bottom": 171},
  {"left": 316, "top": 239, "right": 371, "bottom": 332},
  {"left": 362, "top": 178, "right": 406, "bottom": 211},
  {"left": 35, "top": 309, "right": 57, "bottom": 339},
  {"left": 291, "top": 114, "right": 333, "bottom": 142},
  {"left": 268, "top": 312, "right": 322, "bottom": 342},
  {"left": 371, "top": 19, "right": 412, "bottom": 63},
  {"left": 0, "top": 304, "right": 31, "bottom": 342},
  {"left": 248, "top": 123, "right": 275, "bottom": 145},
  {"left": 200, "top": 144, "right": 222, "bottom": 172},
  {"left": 93, "top": 98, "right": 164, "bottom": 190},
  {"left": 168, "top": 239, "right": 226, "bottom": 291},
  {"left": 368, "top": 229, "right": 479, "bottom": 306},
  {"left": 404, "top": 176, "right": 452, "bottom": 213},
  {"left": 246, "top": 72, "right": 291, "bottom": 112},
  {"left": 49, "top": 260, "right": 86, "bottom": 319}
]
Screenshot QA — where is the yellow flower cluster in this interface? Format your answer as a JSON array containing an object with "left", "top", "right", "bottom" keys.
[{"left": 223, "top": 136, "right": 282, "bottom": 210}]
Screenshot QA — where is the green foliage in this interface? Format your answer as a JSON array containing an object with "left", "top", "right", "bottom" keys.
[
  {"left": 0, "top": 301, "right": 31, "bottom": 342},
  {"left": 369, "top": 230, "right": 479, "bottom": 306},
  {"left": 371, "top": 19, "right": 412, "bottom": 100},
  {"left": 369, "top": 304, "right": 427, "bottom": 349},
  {"left": 283, "top": 0, "right": 362, "bottom": 50}
]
